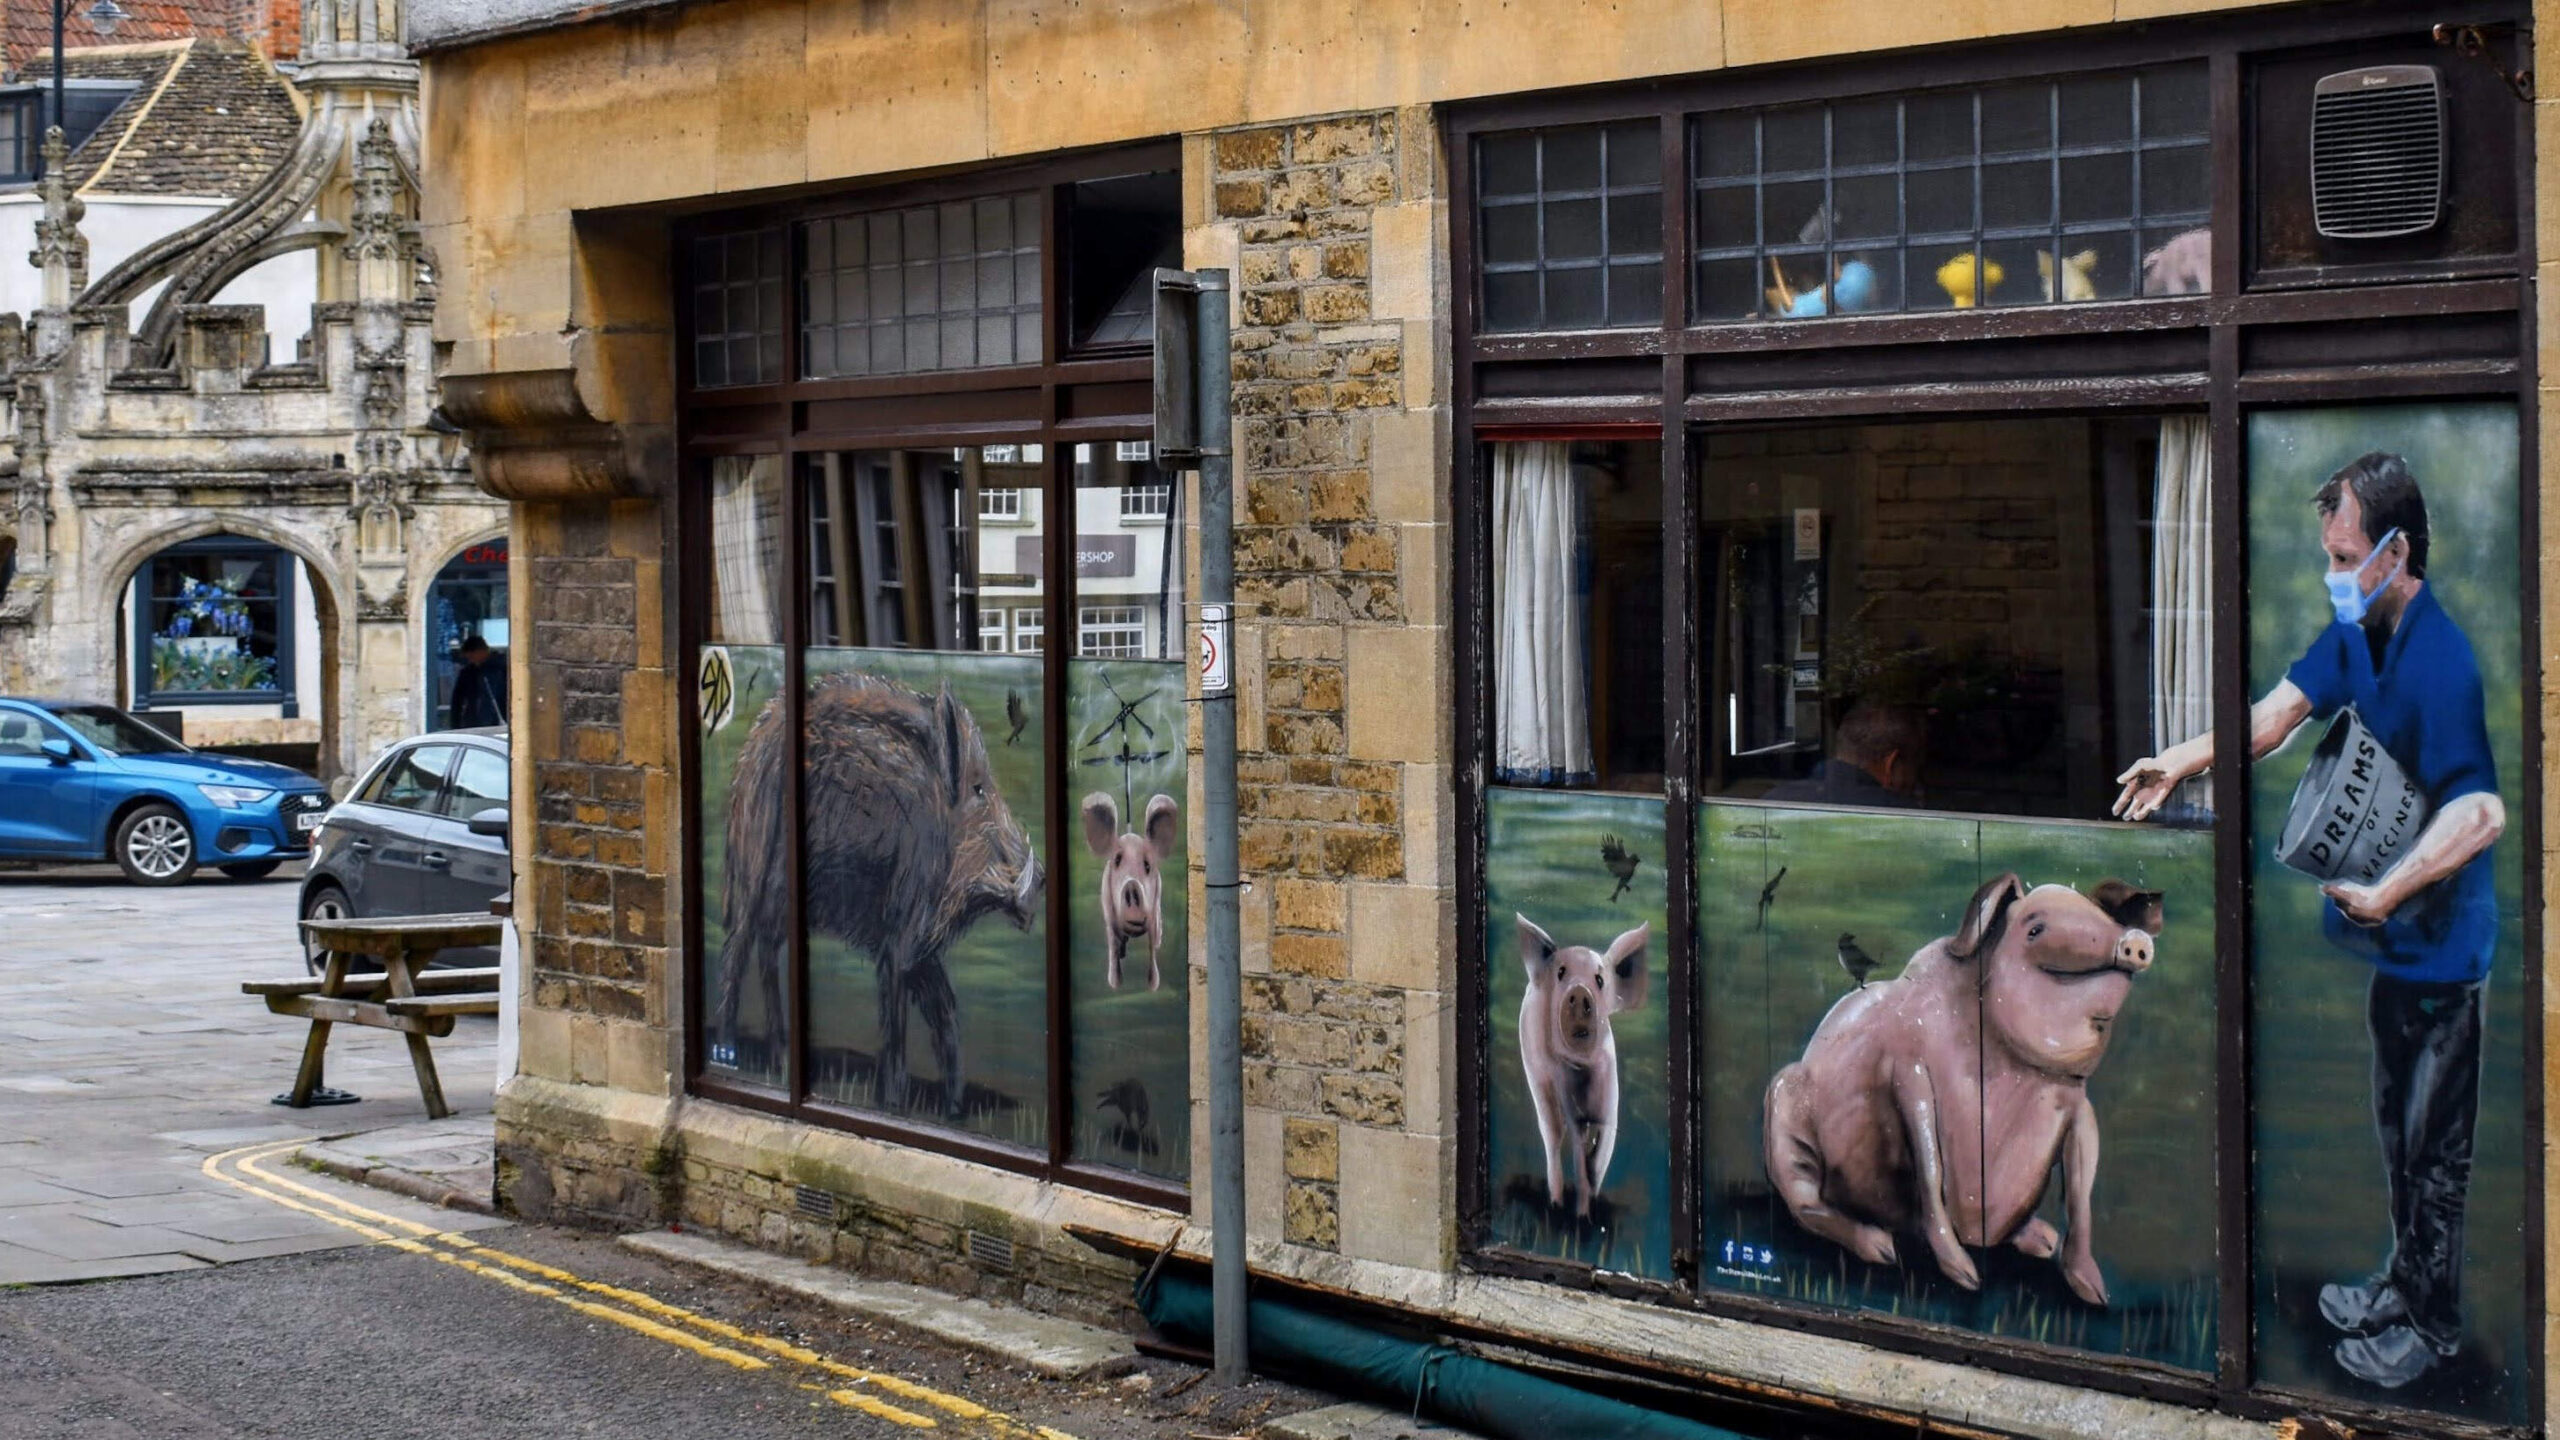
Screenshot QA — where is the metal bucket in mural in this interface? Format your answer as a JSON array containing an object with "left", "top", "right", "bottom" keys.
[
  {"left": 1483, "top": 787, "right": 1672, "bottom": 1280},
  {"left": 1698, "top": 805, "right": 2218, "bottom": 1369},
  {"left": 696, "top": 643, "right": 788, "bottom": 1088},
  {"left": 2275, "top": 707, "right": 2429, "bottom": 886},
  {"left": 1066, "top": 658, "right": 1191, "bottom": 1182},
  {"left": 2247, "top": 404, "right": 2525, "bottom": 1423}
]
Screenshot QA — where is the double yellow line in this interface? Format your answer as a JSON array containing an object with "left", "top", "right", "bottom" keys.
[{"left": 204, "top": 1139, "right": 1080, "bottom": 1438}]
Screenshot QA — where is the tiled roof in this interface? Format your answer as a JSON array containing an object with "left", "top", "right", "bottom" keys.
[
  {"left": 22, "top": 40, "right": 300, "bottom": 197},
  {"left": 1, "top": 0, "right": 255, "bottom": 72}
]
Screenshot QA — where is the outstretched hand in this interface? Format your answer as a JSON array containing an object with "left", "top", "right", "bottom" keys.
[{"left": 2112, "top": 758, "right": 2188, "bottom": 821}]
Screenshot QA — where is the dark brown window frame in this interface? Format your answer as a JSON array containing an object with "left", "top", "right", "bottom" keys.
[
  {"left": 673, "top": 141, "right": 1187, "bottom": 1213},
  {"left": 1447, "top": 9, "right": 2542, "bottom": 1438}
]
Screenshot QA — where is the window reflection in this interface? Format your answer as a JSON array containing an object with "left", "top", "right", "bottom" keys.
[
  {"left": 1699, "top": 416, "right": 2212, "bottom": 822},
  {"left": 1487, "top": 439, "right": 1664, "bottom": 791},
  {"left": 1687, "top": 64, "right": 2214, "bottom": 322},
  {"left": 1072, "top": 441, "right": 1181, "bottom": 661},
  {"left": 803, "top": 447, "right": 1047, "bottom": 653}
]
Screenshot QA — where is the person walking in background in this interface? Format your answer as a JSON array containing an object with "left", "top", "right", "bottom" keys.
[
  {"left": 2114, "top": 452, "right": 2505, "bottom": 1389},
  {"left": 448, "top": 635, "right": 508, "bottom": 729}
]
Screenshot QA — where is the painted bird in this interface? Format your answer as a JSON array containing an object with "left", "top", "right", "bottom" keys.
[
  {"left": 1836, "top": 933, "right": 1878, "bottom": 989},
  {"left": 1005, "top": 688, "right": 1030, "bottom": 746},
  {"left": 1098, "top": 1077, "right": 1152, "bottom": 1130},
  {"left": 1755, "top": 866, "right": 1788, "bottom": 932},
  {"left": 1600, "top": 834, "right": 1640, "bottom": 903}
]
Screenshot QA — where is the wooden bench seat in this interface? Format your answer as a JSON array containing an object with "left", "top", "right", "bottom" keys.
[
  {"left": 382, "top": 994, "right": 501, "bottom": 1019},
  {"left": 260, "top": 914, "right": 507, "bottom": 1119},
  {"left": 242, "top": 967, "right": 501, "bottom": 998}
]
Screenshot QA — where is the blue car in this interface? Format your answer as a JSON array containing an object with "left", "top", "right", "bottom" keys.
[{"left": 0, "top": 698, "right": 332, "bottom": 885}]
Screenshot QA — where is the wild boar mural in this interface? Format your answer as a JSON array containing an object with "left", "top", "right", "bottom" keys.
[
  {"left": 697, "top": 644, "right": 786, "bottom": 1086},
  {"left": 1762, "top": 872, "right": 2162, "bottom": 1307},
  {"left": 716, "top": 668, "right": 1044, "bottom": 1119}
]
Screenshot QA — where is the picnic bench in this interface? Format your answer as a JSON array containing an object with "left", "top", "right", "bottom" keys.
[{"left": 247, "top": 913, "right": 503, "bottom": 1120}]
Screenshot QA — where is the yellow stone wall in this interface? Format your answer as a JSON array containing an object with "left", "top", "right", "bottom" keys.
[{"left": 421, "top": 0, "right": 2310, "bottom": 388}]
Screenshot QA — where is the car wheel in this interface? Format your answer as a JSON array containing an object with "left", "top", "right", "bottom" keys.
[
  {"left": 299, "top": 883, "right": 378, "bottom": 977},
  {"left": 114, "top": 803, "right": 199, "bottom": 886},
  {"left": 221, "top": 860, "right": 283, "bottom": 881}
]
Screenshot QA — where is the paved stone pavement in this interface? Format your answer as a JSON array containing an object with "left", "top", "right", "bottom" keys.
[{"left": 0, "top": 864, "right": 506, "bottom": 1283}]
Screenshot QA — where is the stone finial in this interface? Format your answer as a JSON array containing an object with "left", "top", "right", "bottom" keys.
[
  {"left": 345, "top": 117, "right": 408, "bottom": 301},
  {"left": 29, "top": 129, "right": 87, "bottom": 311}
]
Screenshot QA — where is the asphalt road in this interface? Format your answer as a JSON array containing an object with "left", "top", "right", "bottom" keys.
[
  {"left": 0, "top": 1207, "right": 1297, "bottom": 1440},
  {"left": 0, "top": 865, "right": 1326, "bottom": 1439}
]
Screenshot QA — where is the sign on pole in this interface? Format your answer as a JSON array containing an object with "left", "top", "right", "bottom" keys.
[
  {"left": 1198, "top": 603, "right": 1231, "bottom": 695},
  {"left": 1152, "top": 269, "right": 1201, "bottom": 464}
]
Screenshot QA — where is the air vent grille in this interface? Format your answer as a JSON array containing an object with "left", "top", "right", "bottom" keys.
[
  {"left": 793, "top": 1185, "right": 837, "bottom": 1222},
  {"left": 965, "top": 1228, "right": 1016, "bottom": 1272},
  {"left": 2311, "top": 65, "right": 2445, "bottom": 240}
]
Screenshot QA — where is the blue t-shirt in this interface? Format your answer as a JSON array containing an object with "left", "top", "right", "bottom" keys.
[{"left": 2285, "top": 586, "right": 2500, "bottom": 982}]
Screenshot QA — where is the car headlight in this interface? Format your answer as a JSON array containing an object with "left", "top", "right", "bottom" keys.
[{"left": 198, "top": 783, "right": 276, "bottom": 808}]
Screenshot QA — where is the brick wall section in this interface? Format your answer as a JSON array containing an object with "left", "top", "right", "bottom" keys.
[
  {"left": 1198, "top": 108, "right": 1454, "bottom": 1269},
  {"left": 504, "top": 496, "right": 680, "bottom": 1118}
]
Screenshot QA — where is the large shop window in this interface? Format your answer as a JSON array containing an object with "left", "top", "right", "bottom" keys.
[
  {"left": 130, "top": 535, "right": 296, "bottom": 711},
  {"left": 1459, "top": 27, "right": 2532, "bottom": 1429},
  {"left": 682, "top": 147, "right": 1190, "bottom": 1202},
  {"left": 696, "top": 443, "right": 1190, "bottom": 1186}
]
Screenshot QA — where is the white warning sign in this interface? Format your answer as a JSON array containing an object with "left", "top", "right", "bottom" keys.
[{"left": 1198, "top": 604, "right": 1232, "bottom": 695}]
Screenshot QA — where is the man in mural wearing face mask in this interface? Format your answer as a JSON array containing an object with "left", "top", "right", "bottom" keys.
[{"left": 2114, "top": 451, "right": 2505, "bottom": 1389}]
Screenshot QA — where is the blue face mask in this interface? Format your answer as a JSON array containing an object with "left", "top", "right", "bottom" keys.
[{"left": 2324, "top": 527, "right": 2403, "bottom": 626}]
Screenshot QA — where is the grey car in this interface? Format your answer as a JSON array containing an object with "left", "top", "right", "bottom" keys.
[{"left": 298, "top": 728, "right": 510, "bottom": 971}]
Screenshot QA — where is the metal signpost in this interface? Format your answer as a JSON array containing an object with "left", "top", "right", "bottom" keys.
[{"left": 1153, "top": 267, "right": 1244, "bottom": 1384}]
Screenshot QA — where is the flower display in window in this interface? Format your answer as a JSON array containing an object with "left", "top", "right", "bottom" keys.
[{"left": 151, "top": 575, "right": 276, "bottom": 692}]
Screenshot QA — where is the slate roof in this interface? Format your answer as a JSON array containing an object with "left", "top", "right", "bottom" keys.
[{"left": 19, "top": 39, "right": 300, "bottom": 197}]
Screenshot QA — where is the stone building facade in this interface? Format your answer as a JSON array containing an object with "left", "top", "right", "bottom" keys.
[
  {"left": 0, "top": 1, "right": 498, "bottom": 778},
  {"left": 417, "top": 1, "right": 2558, "bottom": 1436}
]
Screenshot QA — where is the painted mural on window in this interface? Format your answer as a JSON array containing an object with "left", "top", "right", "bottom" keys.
[
  {"left": 1066, "top": 658, "right": 1188, "bottom": 1179},
  {"left": 1065, "top": 448, "right": 1191, "bottom": 1181},
  {"left": 1699, "top": 808, "right": 2217, "bottom": 1367},
  {"left": 698, "top": 453, "right": 789, "bottom": 1089},
  {"left": 1484, "top": 787, "right": 1672, "bottom": 1280},
  {"left": 791, "top": 648, "right": 1050, "bottom": 1144},
  {"left": 2240, "top": 404, "right": 2525, "bottom": 1421},
  {"left": 697, "top": 641, "right": 786, "bottom": 1087}
]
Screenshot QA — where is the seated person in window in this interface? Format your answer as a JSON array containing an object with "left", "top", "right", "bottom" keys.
[{"left": 1763, "top": 703, "right": 1925, "bottom": 809}]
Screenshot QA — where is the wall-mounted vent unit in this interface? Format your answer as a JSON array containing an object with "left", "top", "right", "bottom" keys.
[
  {"left": 964, "top": 1228, "right": 1016, "bottom": 1272},
  {"left": 2310, "top": 65, "right": 2445, "bottom": 239}
]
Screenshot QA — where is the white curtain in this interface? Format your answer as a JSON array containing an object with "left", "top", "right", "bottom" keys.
[
  {"left": 1492, "top": 442, "right": 1591, "bottom": 785},
  {"left": 709, "top": 455, "right": 782, "bottom": 645},
  {"left": 2151, "top": 415, "right": 2212, "bottom": 812}
]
